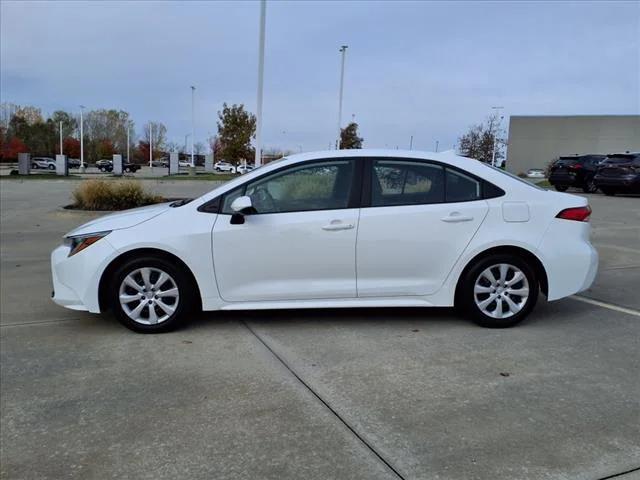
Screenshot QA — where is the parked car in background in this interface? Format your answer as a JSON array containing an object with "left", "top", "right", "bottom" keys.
[
  {"left": 51, "top": 149, "right": 598, "bottom": 333},
  {"left": 67, "top": 158, "right": 81, "bottom": 169},
  {"left": 594, "top": 152, "right": 640, "bottom": 196},
  {"left": 178, "top": 160, "right": 192, "bottom": 168},
  {"left": 236, "top": 164, "right": 254, "bottom": 174},
  {"left": 96, "top": 159, "right": 112, "bottom": 172},
  {"left": 96, "top": 159, "right": 140, "bottom": 173},
  {"left": 548, "top": 154, "right": 606, "bottom": 193},
  {"left": 214, "top": 161, "right": 235, "bottom": 172},
  {"left": 526, "top": 168, "right": 545, "bottom": 179},
  {"left": 151, "top": 159, "right": 169, "bottom": 168},
  {"left": 31, "top": 157, "right": 56, "bottom": 170}
]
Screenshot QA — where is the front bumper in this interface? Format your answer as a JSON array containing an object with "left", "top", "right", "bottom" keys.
[{"left": 50, "top": 238, "right": 117, "bottom": 313}]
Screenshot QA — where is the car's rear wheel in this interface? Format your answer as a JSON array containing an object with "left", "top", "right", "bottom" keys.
[
  {"left": 554, "top": 185, "right": 568, "bottom": 192},
  {"left": 582, "top": 177, "right": 598, "bottom": 193},
  {"left": 458, "top": 254, "right": 538, "bottom": 328},
  {"left": 109, "top": 256, "right": 195, "bottom": 333},
  {"left": 48, "top": 164, "right": 55, "bottom": 170}
]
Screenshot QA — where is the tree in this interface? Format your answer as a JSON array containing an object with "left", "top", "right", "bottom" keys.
[
  {"left": 457, "top": 112, "right": 505, "bottom": 165},
  {"left": 62, "top": 137, "right": 81, "bottom": 158},
  {"left": 1, "top": 137, "right": 29, "bottom": 160},
  {"left": 339, "top": 122, "right": 363, "bottom": 149},
  {"left": 194, "top": 142, "right": 206, "bottom": 155},
  {"left": 142, "top": 121, "right": 167, "bottom": 154},
  {"left": 216, "top": 103, "right": 256, "bottom": 165},
  {"left": 51, "top": 111, "right": 78, "bottom": 140},
  {"left": 84, "top": 109, "right": 134, "bottom": 162}
]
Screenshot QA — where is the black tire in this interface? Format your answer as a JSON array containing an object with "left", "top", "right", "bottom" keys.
[
  {"left": 48, "top": 164, "right": 55, "bottom": 170},
  {"left": 457, "top": 253, "right": 539, "bottom": 328},
  {"left": 31, "top": 164, "right": 38, "bottom": 169},
  {"left": 582, "top": 177, "right": 598, "bottom": 194},
  {"left": 109, "top": 256, "right": 196, "bottom": 333},
  {"left": 601, "top": 187, "right": 616, "bottom": 196},
  {"left": 554, "top": 185, "right": 568, "bottom": 192}
]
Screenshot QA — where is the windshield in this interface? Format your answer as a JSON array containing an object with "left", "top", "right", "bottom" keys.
[{"left": 605, "top": 155, "right": 635, "bottom": 164}]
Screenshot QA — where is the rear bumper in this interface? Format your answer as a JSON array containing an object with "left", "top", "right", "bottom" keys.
[
  {"left": 537, "top": 219, "right": 598, "bottom": 301},
  {"left": 594, "top": 174, "right": 640, "bottom": 189},
  {"left": 548, "top": 173, "right": 578, "bottom": 186}
]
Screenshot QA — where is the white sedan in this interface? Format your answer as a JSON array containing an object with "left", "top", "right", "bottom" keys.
[{"left": 51, "top": 150, "right": 598, "bottom": 333}]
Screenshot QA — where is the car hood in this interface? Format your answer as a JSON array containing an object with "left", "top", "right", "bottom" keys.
[{"left": 65, "top": 202, "right": 173, "bottom": 237}]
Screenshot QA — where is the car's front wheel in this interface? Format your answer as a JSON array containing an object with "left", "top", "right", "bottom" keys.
[
  {"left": 458, "top": 254, "right": 539, "bottom": 328},
  {"left": 554, "top": 185, "right": 568, "bottom": 192},
  {"left": 48, "top": 164, "right": 56, "bottom": 170},
  {"left": 601, "top": 187, "right": 616, "bottom": 196},
  {"left": 110, "top": 256, "right": 195, "bottom": 333}
]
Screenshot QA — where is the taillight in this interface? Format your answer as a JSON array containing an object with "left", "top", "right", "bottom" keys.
[
  {"left": 556, "top": 206, "right": 591, "bottom": 222},
  {"left": 569, "top": 164, "right": 583, "bottom": 170}
]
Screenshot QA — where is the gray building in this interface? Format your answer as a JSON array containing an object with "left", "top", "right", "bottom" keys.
[{"left": 506, "top": 115, "right": 640, "bottom": 174}]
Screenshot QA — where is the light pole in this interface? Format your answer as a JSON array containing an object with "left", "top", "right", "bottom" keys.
[
  {"left": 491, "top": 106, "right": 504, "bottom": 166},
  {"left": 149, "top": 124, "right": 153, "bottom": 168},
  {"left": 79, "top": 105, "right": 85, "bottom": 171},
  {"left": 409, "top": 135, "right": 413, "bottom": 150},
  {"left": 59, "top": 121, "right": 63, "bottom": 155},
  {"left": 337, "top": 45, "right": 348, "bottom": 149},
  {"left": 435, "top": 140, "right": 439, "bottom": 152},
  {"left": 190, "top": 86, "right": 195, "bottom": 167},
  {"left": 255, "top": 0, "right": 266, "bottom": 166},
  {"left": 126, "top": 125, "right": 130, "bottom": 163},
  {"left": 184, "top": 134, "right": 190, "bottom": 153}
]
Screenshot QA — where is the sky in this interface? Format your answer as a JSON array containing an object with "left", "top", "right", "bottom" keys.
[{"left": 1, "top": 0, "right": 638, "bottom": 153}]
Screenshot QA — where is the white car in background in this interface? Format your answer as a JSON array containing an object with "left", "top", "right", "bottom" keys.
[
  {"left": 31, "top": 157, "right": 56, "bottom": 170},
  {"left": 214, "top": 161, "right": 235, "bottom": 172},
  {"left": 51, "top": 149, "right": 598, "bottom": 333},
  {"left": 526, "top": 168, "right": 546, "bottom": 179},
  {"left": 236, "top": 165, "right": 254, "bottom": 174}
]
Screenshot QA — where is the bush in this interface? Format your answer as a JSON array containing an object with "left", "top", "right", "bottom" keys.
[{"left": 72, "top": 179, "right": 163, "bottom": 210}]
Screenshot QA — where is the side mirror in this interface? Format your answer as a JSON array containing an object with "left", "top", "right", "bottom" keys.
[
  {"left": 230, "top": 196, "right": 253, "bottom": 214},
  {"left": 230, "top": 196, "right": 255, "bottom": 225}
]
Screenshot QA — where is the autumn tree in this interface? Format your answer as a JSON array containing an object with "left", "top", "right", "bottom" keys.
[
  {"left": 1, "top": 137, "right": 29, "bottom": 160},
  {"left": 339, "top": 122, "right": 363, "bottom": 149},
  {"left": 62, "top": 138, "right": 81, "bottom": 158},
  {"left": 216, "top": 103, "right": 256, "bottom": 165},
  {"left": 457, "top": 112, "right": 505, "bottom": 165}
]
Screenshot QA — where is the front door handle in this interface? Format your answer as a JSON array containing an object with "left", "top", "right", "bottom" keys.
[
  {"left": 322, "top": 221, "right": 355, "bottom": 231},
  {"left": 441, "top": 212, "right": 474, "bottom": 223}
]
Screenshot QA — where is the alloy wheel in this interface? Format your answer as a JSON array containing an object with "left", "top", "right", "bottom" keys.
[
  {"left": 118, "top": 267, "right": 179, "bottom": 325},
  {"left": 474, "top": 263, "right": 530, "bottom": 319}
]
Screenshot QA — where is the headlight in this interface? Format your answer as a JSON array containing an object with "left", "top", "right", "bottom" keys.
[{"left": 63, "top": 231, "right": 111, "bottom": 257}]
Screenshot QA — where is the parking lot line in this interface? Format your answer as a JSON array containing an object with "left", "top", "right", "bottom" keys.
[
  {"left": 242, "top": 320, "right": 407, "bottom": 480},
  {"left": 572, "top": 295, "right": 640, "bottom": 317}
]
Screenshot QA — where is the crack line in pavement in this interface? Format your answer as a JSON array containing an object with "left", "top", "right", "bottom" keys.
[
  {"left": 0, "top": 317, "right": 86, "bottom": 328},
  {"left": 571, "top": 296, "right": 640, "bottom": 317},
  {"left": 242, "top": 320, "right": 406, "bottom": 480},
  {"left": 597, "top": 465, "right": 640, "bottom": 480}
]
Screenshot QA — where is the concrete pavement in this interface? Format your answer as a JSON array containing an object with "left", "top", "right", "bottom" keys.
[{"left": 1, "top": 180, "right": 638, "bottom": 479}]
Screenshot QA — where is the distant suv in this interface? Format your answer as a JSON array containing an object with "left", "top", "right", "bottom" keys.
[
  {"left": 594, "top": 153, "right": 640, "bottom": 196},
  {"left": 31, "top": 157, "right": 56, "bottom": 170},
  {"left": 214, "top": 161, "right": 235, "bottom": 172},
  {"left": 548, "top": 154, "right": 606, "bottom": 193}
]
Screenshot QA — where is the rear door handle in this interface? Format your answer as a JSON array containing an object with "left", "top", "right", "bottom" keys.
[
  {"left": 322, "top": 221, "right": 355, "bottom": 231},
  {"left": 441, "top": 212, "right": 474, "bottom": 223}
]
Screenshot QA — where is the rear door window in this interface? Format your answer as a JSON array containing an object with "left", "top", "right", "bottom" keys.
[{"left": 445, "top": 169, "right": 482, "bottom": 202}]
